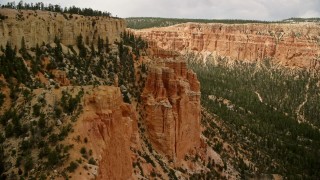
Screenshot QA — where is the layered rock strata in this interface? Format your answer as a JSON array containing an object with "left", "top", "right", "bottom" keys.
[
  {"left": 81, "top": 86, "right": 137, "bottom": 179},
  {"left": 141, "top": 59, "right": 201, "bottom": 160},
  {"left": 134, "top": 23, "right": 320, "bottom": 68},
  {"left": 0, "top": 8, "right": 125, "bottom": 49}
]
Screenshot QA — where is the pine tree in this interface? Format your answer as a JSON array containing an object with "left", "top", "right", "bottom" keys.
[
  {"left": 97, "top": 36, "right": 104, "bottom": 54},
  {"left": 91, "top": 42, "right": 96, "bottom": 57},
  {"left": 20, "top": 37, "right": 26, "bottom": 53},
  {"left": 54, "top": 36, "right": 63, "bottom": 62},
  {"left": 77, "top": 34, "right": 86, "bottom": 58},
  {"left": 5, "top": 42, "right": 15, "bottom": 61},
  {"left": 105, "top": 36, "right": 110, "bottom": 53}
]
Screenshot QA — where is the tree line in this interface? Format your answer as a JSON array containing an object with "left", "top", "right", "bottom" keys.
[
  {"left": 126, "top": 17, "right": 281, "bottom": 29},
  {"left": 1, "top": 1, "right": 112, "bottom": 17}
]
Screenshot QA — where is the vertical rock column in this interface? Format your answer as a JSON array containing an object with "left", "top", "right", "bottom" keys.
[
  {"left": 142, "top": 59, "right": 201, "bottom": 161},
  {"left": 82, "top": 86, "right": 137, "bottom": 179}
]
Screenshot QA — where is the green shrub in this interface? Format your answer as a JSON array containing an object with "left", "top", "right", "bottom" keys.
[
  {"left": 61, "top": 91, "right": 82, "bottom": 114},
  {"left": 88, "top": 157, "right": 96, "bottom": 165},
  {"left": 16, "top": 156, "right": 22, "bottom": 167},
  {"left": 20, "top": 140, "right": 32, "bottom": 151},
  {"left": 38, "top": 146, "right": 50, "bottom": 159},
  {"left": 142, "top": 153, "right": 155, "bottom": 167},
  {"left": 24, "top": 156, "right": 34, "bottom": 172},
  {"left": 49, "top": 134, "right": 59, "bottom": 144},
  {"left": 54, "top": 107, "right": 62, "bottom": 118},
  {"left": 5, "top": 123, "right": 14, "bottom": 137},
  {"left": 80, "top": 147, "right": 86, "bottom": 154},
  {"left": 47, "top": 149, "right": 59, "bottom": 167},
  {"left": 0, "top": 134, "right": 4, "bottom": 144},
  {"left": 1, "top": 109, "right": 16, "bottom": 126},
  {"left": 67, "top": 161, "right": 78, "bottom": 172},
  {"left": 38, "top": 116, "right": 46, "bottom": 128},
  {"left": 32, "top": 104, "right": 41, "bottom": 117},
  {"left": 168, "top": 169, "right": 178, "bottom": 180},
  {"left": 0, "top": 92, "right": 5, "bottom": 107},
  {"left": 213, "top": 142, "right": 223, "bottom": 153},
  {"left": 58, "top": 123, "right": 72, "bottom": 140}
]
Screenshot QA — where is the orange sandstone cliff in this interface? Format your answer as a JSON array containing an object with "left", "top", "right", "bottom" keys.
[
  {"left": 69, "top": 60, "right": 203, "bottom": 179},
  {"left": 0, "top": 8, "right": 206, "bottom": 178},
  {"left": 141, "top": 59, "right": 201, "bottom": 161},
  {"left": 134, "top": 23, "right": 320, "bottom": 68},
  {"left": 74, "top": 86, "right": 137, "bottom": 179}
]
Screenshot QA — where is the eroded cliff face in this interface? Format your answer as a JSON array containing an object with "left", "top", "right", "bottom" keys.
[
  {"left": 0, "top": 8, "right": 125, "bottom": 49},
  {"left": 134, "top": 23, "right": 320, "bottom": 68},
  {"left": 76, "top": 86, "right": 137, "bottom": 179},
  {"left": 141, "top": 59, "right": 201, "bottom": 161},
  {"left": 0, "top": 8, "right": 206, "bottom": 178}
]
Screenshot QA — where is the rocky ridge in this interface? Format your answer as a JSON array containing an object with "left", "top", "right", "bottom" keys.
[
  {"left": 27, "top": 86, "right": 136, "bottom": 180},
  {"left": 0, "top": 8, "right": 125, "bottom": 49},
  {"left": 133, "top": 22, "right": 320, "bottom": 68}
]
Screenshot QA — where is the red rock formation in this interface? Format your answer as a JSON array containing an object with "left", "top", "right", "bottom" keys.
[
  {"left": 134, "top": 23, "right": 320, "bottom": 68},
  {"left": 142, "top": 59, "right": 201, "bottom": 160},
  {"left": 81, "top": 86, "right": 137, "bottom": 179},
  {"left": 51, "top": 70, "right": 70, "bottom": 86}
]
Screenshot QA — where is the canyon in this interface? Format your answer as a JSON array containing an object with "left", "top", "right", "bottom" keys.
[
  {"left": 134, "top": 22, "right": 320, "bottom": 68},
  {"left": 2, "top": 6, "right": 319, "bottom": 179},
  {"left": 0, "top": 8, "right": 208, "bottom": 179}
]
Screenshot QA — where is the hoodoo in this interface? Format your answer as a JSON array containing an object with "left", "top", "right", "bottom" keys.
[
  {"left": 141, "top": 58, "right": 201, "bottom": 160},
  {"left": 81, "top": 86, "right": 137, "bottom": 179}
]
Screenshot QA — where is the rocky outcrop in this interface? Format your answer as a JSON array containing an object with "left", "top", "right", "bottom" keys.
[
  {"left": 141, "top": 59, "right": 201, "bottom": 160},
  {"left": 0, "top": 8, "right": 125, "bottom": 49},
  {"left": 81, "top": 86, "right": 137, "bottom": 179},
  {"left": 51, "top": 70, "right": 70, "bottom": 86},
  {"left": 134, "top": 23, "right": 320, "bottom": 68}
]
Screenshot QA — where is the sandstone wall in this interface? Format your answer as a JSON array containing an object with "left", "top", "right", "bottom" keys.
[
  {"left": 142, "top": 59, "right": 201, "bottom": 160},
  {"left": 81, "top": 86, "right": 137, "bottom": 179},
  {"left": 134, "top": 22, "right": 320, "bottom": 68},
  {"left": 0, "top": 8, "right": 125, "bottom": 49}
]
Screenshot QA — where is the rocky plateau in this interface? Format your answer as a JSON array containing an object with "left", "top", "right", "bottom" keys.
[
  {"left": 134, "top": 22, "right": 320, "bottom": 68},
  {"left": 0, "top": 8, "right": 125, "bottom": 50}
]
